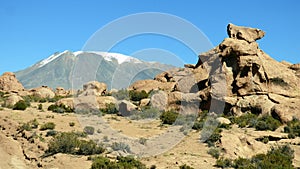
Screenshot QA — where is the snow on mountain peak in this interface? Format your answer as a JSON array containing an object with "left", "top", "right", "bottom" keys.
[
  {"left": 74, "top": 51, "right": 142, "bottom": 64},
  {"left": 38, "top": 50, "right": 69, "bottom": 68}
]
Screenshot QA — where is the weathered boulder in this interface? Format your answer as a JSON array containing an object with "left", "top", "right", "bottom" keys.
[
  {"left": 289, "top": 63, "right": 300, "bottom": 71},
  {"left": 216, "top": 117, "right": 231, "bottom": 125},
  {"left": 150, "top": 90, "right": 168, "bottom": 111},
  {"left": 0, "top": 72, "right": 24, "bottom": 91},
  {"left": 55, "top": 87, "right": 70, "bottom": 97},
  {"left": 4, "top": 94, "right": 23, "bottom": 107},
  {"left": 227, "top": 23, "right": 265, "bottom": 43},
  {"left": 56, "top": 98, "right": 74, "bottom": 109},
  {"left": 140, "top": 98, "right": 150, "bottom": 107},
  {"left": 129, "top": 79, "right": 176, "bottom": 93},
  {"left": 97, "top": 96, "right": 117, "bottom": 109},
  {"left": 118, "top": 100, "right": 137, "bottom": 116},
  {"left": 31, "top": 86, "right": 55, "bottom": 99},
  {"left": 83, "top": 81, "right": 107, "bottom": 96}
]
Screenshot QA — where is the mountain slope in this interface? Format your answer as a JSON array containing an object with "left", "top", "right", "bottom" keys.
[{"left": 15, "top": 51, "right": 175, "bottom": 90}]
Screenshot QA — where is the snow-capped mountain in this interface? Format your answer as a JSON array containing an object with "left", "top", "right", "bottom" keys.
[{"left": 15, "top": 51, "right": 175, "bottom": 89}]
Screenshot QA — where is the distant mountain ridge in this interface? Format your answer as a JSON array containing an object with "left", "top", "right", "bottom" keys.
[{"left": 15, "top": 50, "right": 175, "bottom": 90}]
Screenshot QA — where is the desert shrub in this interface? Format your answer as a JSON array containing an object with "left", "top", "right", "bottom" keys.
[
  {"left": 46, "top": 130, "right": 58, "bottom": 137},
  {"left": 255, "top": 115, "right": 281, "bottom": 131},
  {"left": 192, "top": 110, "right": 209, "bottom": 130},
  {"left": 19, "top": 119, "right": 39, "bottom": 131},
  {"left": 48, "top": 104, "right": 73, "bottom": 113},
  {"left": 112, "top": 89, "right": 129, "bottom": 100},
  {"left": 40, "top": 122, "right": 56, "bottom": 131},
  {"left": 69, "top": 122, "right": 75, "bottom": 127},
  {"left": 231, "top": 113, "right": 281, "bottom": 131},
  {"left": 111, "top": 142, "right": 131, "bottom": 153},
  {"left": 215, "top": 145, "right": 294, "bottom": 169},
  {"left": 284, "top": 117, "right": 300, "bottom": 138},
  {"left": 204, "top": 128, "right": 222, "bottom": 147},
  {"left": 179, "top": 164, "right": 195, "bottom": 169},
  {"left": 138, "top": 137, "right": 147, "bottom": 145},
  {"left": 160, "top": 110, "right": 179, "bottom": 125},
  {"left": 129, "top": 90, "right": 148, "bottom": 102},
  {"left": 90, "top": 156, "right": 146, "bottom": 169},
  {"left": 38, "top": 104, "right": 43, "bottom": 110},
  {"left": 46, "top": 132, "right": 104, "bottom": 156},
  {"left": 77, "top": 140, "right": 105, "bottom": 155},
  {"left": 84, "top": 126, "right": 95, "bottom": 135},
  {"left": 208, "top": 147, "right": 220, "bottom": 159},
  {"left": 270, "top": 77, "right": 289, "bottom": 87},
  {"left": 13, "top": 100, "right": 29, "bottom": 110},
  {"left": 100, "top": 103, "right": 118, "bottom": 115}
]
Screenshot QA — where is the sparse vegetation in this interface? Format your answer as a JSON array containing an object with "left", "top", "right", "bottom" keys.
[
  {"left": 46, "top": 132, "right": 104, "bottom": 156},
  {"left": 270, "top": 77, "right": 289, "bottom": 87},
  {"left": 38, "top": 104, "right": 43, "bottom": 110},
  {"left": 111, "top": 142, "right": 131, "bottom": 153},
  {"left": 40, "top": 122, "right": 56, "bottom": 131},
  {"left": 129, "top": 90, "right": 149, "bottom": 102},
  {"left": 230, "top": 113, "right": 281, "bottom": 131},
  {"left": 215, "top": 145, "right": 294, "bottom": 169},
  {"left": 160, "top": 110, "right": 179, "bottom": 125},
  {"left": 284, "top": 117, "right": 300, "bottom": 138},
  {"left": 100, "top": 103, "right": 118, "bottom": 115},
  {"left": 90, "top": 156, "right": 147, "bottom": 169},
  {"left": 13, "top": 100, "right": 30, "bottom": 110},
  {"left": 179, "top": 164, "right": 195, "bottom": 169},
  {"left": 208, "top": 147, "right": 220, "bottom": 159},
  {"left": 19, "top": 119, "right": 39, "bottom": 131},
  {"left": 69, "top": 122, "right": 75, "bottom": 127},
  {"left": 48, "top": 104, "right": 73, "bottom": 113}
]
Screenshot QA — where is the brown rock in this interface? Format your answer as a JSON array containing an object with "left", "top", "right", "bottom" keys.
[
  {"left": 118, "top": 100, "right": 137, "bottom": 116},
  {"left": 0, "top": 72, "right": 24, "bottom": 91},
  {"left": 4, "top": 94, "right": 23, "bottom": 107},
  {"left": 31, "top": 86, "right": 55, "bottom": 99},
  {"left": 289, "top": 63, "right": 300, "bottom": 70},
  {"left": 227, "top": 23, "right": 265, "bottom": 43},
  {"left": 129, "top": 79, "right": 176, "bottom": 93},
  {"left": 83, "top": 81, "right": 107, "bottom": 96},
  {"left": 150, "top": 90, "right": 168, "bottom": 111},
  {"left": 97, "top": 96, "right": 117, "bottom": 109},
  {"left": 56, "top": 98, "right": 74, "bottom": 109},
  {"left": 55, "top": 87, "right": 70, "bottom": 97},
  {"left": 140, "top": 98, "right": 150, "bottom": 107}
]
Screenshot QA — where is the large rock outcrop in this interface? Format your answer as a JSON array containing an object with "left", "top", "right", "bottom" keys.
[
  {"left": 129, "top": 23, "right": 300, "bottom": 122},
  {"left": 0, "top": 72, "right": 24, "bottom": 91}
]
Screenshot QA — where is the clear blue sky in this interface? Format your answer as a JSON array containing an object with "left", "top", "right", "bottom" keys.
[{"left": 0, "top": 0, "right": 299, "bottom": 74}]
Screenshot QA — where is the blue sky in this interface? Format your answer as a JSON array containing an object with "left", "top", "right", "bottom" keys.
[{"left": 0, "top": 0, "right": 299, "bottom": 74}]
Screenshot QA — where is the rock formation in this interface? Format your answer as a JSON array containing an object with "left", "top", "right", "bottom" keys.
[
  {"left": 129, "top": 23, "right": 300, "bottom": 123},
  {"left": 0, "top": 72, "right": 24, "bottom": 91}
]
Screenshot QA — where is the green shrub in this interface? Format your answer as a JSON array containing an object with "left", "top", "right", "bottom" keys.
[
  {"left": 38, "top": 104, "right": 43, "bottom": 110},
  {"left": 46, "top": 132, "right": 104, "bottom": 156},
  {"left": 129, "top": 90, "right": 148, "bottom": 102},
  {"left": 192, "top": 110, "right": 209, "bottom": 130},
  {"left": 208, "top": 147, "right": 220, "bottom": 159},
  {"left": 231, "top": 114, "right": 281, "bottom": 131},
  {"left": 13, "top": 100, "right": 29, "bottom": 110},
  {"left": 69, "top": 122, "right": 75, "bottom": 127},
  {"left": 48, "top": 104, "right": 73, "bottom": 113},
  {"left": 179, "top": 164, "right": 195, "bottom": 169},
  {"left": 100, "top": 103, "right": 118, "bottom": 115},
  {"left": 19, "top": 119, "right": 39, "bottom": 131},
  {"left": 84, "top": 126, "right": 95, "bottom": 135},
  {"left": 40, "top": 122, "right": 56, "bottom": 131},
  {"left": 160, "top": 110, "right": 179, "bottom": 125},
  {"left": 90, "top": 156, "right": 147, "bottom": 169},
  {"left": 111, "top": 142, "right": 131, "bottom": 153},
  {"left": 214, "top": 145, "right": 294, "bottom": 169},
  {"left": 284, "top": 117, "right": 300, "bottom": 138},
  {"left": 46, "top": 130, "right": 58, "bottom": 137},
  {"left": 270, "top": 77, "right": 289, "bottom": 87}
]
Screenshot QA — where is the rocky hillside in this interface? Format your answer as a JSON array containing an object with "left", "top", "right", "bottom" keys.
[
  {"left": 0, "top": 23, "right": 299, "bottom": 169},
  {"left": 15, "top": 51, "right": 175, "bottom": 90},
  {"left": 130, "top": 23, "right": 300, "bottom": 123}
]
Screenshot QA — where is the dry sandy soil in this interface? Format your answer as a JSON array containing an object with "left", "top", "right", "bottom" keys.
[{"left": 0, "top": 102, "right": 299, "bottom": 169}]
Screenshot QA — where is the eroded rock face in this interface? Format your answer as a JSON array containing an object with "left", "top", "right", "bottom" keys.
[
  {"left": 227, "top": 23, "right": 265, "bottom": 43},
  {"left": 4, "top": 94, "right": 23, "bottom": 107},
  {"left": 83, "top": 81, "right": 107, "bottom": 96},
  {"left": 31, "top": 86, "right": 55, "bottom": 99},
  {"left": 0, "top": 72, "right": 24, "bottom": 91}
]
